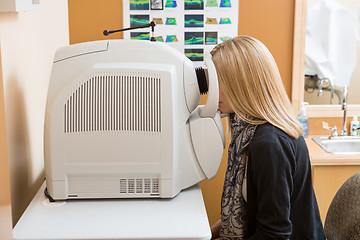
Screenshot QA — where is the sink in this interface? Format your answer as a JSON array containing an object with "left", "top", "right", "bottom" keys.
[{"left": 312, "top": 136, "right": 360, "bottom": 155}]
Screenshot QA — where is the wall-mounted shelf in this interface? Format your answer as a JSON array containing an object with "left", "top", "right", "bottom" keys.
[{"left": 0, "top": 0, "right": 40, "bottom": 12}]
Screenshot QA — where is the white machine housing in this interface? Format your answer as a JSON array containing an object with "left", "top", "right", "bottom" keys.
[{"left": 44, "top": 40, "right": 225, "bottom": 200}]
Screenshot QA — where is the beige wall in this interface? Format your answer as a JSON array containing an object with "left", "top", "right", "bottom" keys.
[
  {"left": 0, "top": 46, "right": 12, "bottom": 240},
  {"left": 0, "top": 0, "right": 69, "bottom": 226},
  {"left": 237, "top": 0, "right": 295, "bottom": 98}
]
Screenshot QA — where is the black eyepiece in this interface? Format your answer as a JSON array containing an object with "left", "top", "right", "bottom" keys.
[{"left": 195, "top": 67, "right": 208, "bottom": 95}]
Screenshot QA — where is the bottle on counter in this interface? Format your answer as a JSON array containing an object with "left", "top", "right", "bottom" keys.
[
  {"left": 297, "top": 102, "right": 309, "bottom": 138},
  {"left": 350, "top": 116, "right": 359, "bottom": 136}
]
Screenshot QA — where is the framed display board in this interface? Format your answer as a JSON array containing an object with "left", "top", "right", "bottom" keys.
[{"left": 123, "top": 0, "right": 238, "bottom": 64}]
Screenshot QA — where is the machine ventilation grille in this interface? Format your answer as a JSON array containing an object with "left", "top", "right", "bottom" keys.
[
  {"left": 68, "top": 176, "right": 160, "bottom": 197},
  {"left": 64, "top": 72, "right": 161, "bottom": 134},
  {"left": 119, "top": 178, "right": 159, "bottom": 195}
]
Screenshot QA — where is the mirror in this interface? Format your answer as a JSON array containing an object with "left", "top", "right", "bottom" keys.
[{"left": 303, "top": 0, "right": 360, "bottom": 105}]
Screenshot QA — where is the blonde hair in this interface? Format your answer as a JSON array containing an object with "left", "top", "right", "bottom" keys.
[{"left": 211, "top": 35, "right": 303, "bottom": 139}]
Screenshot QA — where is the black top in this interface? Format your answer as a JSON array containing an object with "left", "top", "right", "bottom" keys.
[{"left": 245, "top": 123, "right": 326, "bottom": 240}]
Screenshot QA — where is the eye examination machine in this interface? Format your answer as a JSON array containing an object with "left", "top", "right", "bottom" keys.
[{"left": 44, "top": 39, "right": 225, "bottom": 200}]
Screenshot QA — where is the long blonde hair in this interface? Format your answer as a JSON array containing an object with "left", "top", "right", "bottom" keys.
[{"left": 211, "top": 35, "right": 303, "bottom": 139}]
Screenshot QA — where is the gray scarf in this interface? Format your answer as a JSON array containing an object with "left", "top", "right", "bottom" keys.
[{"left": 220, "top": 113, "right": 257, "bottom": 240}]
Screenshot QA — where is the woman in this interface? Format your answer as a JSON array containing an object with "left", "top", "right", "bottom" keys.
[{"left": 210, "top": 36, "right": 326, "bottom": 239}]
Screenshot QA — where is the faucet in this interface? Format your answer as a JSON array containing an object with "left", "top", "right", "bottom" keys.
[
  {"left": 340, "top": 85, "right": 348, "bottom": 136},
  {"left": 322, "top": 121, "right": 338, "bottom": 138}
]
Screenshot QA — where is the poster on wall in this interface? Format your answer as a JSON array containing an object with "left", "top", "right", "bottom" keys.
[{"left": 123, "top": 0, "right": 239, "bottom": 65}]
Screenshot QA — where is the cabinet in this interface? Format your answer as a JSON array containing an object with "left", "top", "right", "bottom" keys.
[
  {"left": 312, "top": 165, "right": 360, "bottom": 223},
  {"left": 306, "top": 137, "right": 360, "bottom": 224},
  {"left": 0, "top": 0, "right": 40, "bottom": 12}
]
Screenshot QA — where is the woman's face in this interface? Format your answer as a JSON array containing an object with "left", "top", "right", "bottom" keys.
[{"left": 218, "top": 88, "right": 234, "bottom": 114}]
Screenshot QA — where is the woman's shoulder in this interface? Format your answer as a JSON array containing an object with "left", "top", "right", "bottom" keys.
[
  {"left": 252, "top": 123, "right": 289, "bottom": 141},
  {"left": 250, "top": 123, "right": 305, "bottom": 150},
  {"left": 248, "top": 123, "right": 308, "bottom": 169}
]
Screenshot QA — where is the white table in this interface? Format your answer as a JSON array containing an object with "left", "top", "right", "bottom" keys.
[{"left": 13, "top": 182, "right": 211, "bottom": 240}]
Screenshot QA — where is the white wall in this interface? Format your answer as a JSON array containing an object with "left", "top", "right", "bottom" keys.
[{"left": 0, "top": 0, "right": 69, "bottom": 225}]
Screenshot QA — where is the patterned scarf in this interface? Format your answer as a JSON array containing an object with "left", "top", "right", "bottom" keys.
[{"left": 220, "top": 113, "right": 257, "bottom": 240}]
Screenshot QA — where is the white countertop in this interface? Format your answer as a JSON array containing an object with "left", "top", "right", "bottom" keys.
[
  {"left": 306, "top": 136, "right": 360, "bottom": 165},
  {"left": 13, "top": 182, "right": 211, "bottom": 240}
]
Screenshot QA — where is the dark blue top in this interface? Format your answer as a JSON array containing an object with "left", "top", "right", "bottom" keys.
[{"left": 246, "top": 123, "right": 326, "bottom": 240}]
